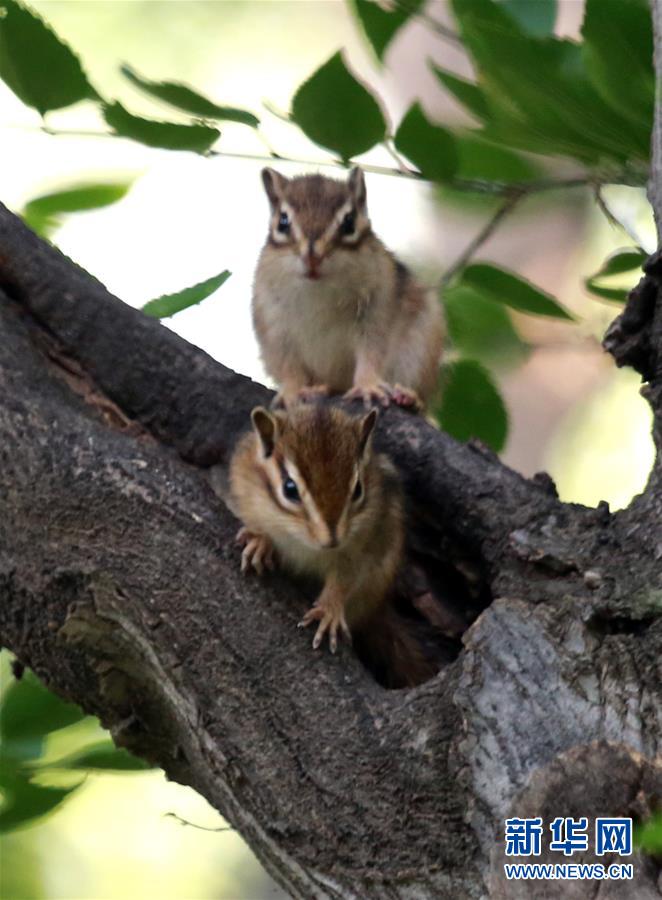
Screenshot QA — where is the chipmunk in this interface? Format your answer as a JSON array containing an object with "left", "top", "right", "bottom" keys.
[
  {"left": 228, "top": 402, "right": 403, "bottom": 651},
  {"left": 252, "top": 167, "right": 444, "bottom": 410}
]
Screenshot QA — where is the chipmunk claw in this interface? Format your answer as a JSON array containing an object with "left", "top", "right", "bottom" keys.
[
  {"left": 390, "top": 384, "right": 422, "bottom": 411},
  {"left": 236, "top": 527, "right": 275, "bottom": 575},
  {"left": 343, "top": 382, "right": 392, "bottom": 409},
  {"left": 299, "top": 603, "right": 350, "bottom": 653}
]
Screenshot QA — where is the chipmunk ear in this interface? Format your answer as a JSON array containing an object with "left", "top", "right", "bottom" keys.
[
  {"left": 251, "top": 406, "right": 279, "bottom": 457},
  {"left": 261, "top": 168, "right": 289, "bottom": 208},
  {"left": 358, "top": 408, "right": 378, "bottom": 457},
  {"left": 348, "top": 167, "right": 367, "bottom": 211}
]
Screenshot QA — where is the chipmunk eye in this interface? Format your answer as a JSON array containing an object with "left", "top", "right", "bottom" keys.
[
  {"left": 282, "top": 476, "right": 300, "bottom": 503},
  {"left": 352, "top": 479, "right": 363, "bottom": 502},
  {"left": 277, "top": 211, "right": 290, "bottom": 234},
  {"left": 340, "top": 211, "right": 355, "bottom": 236}
]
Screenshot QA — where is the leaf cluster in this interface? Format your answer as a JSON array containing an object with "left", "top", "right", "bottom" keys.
[
  {"left": 0, "top": 0, "right": 258, "bottom": 152},
  {"left": 0, "top": 0, "right": 654, "bottom": 452},
  {"left": 0, "top": 660, "right": 151, "bottom": 833}
]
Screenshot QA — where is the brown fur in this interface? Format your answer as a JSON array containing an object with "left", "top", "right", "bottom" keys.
[
  {"left": 274, "top": 175, "right": 349, "bottom": 237},
  {"left": 229, "top": 403, "right": 445, "bottom": 683},
  {"left": 273, "top": 404, "right": 364, "bottom": 531},
  {"left": 353, "top": 606, "right": 441, "bottom": 689},
  {"left": 262, "top": 169, "right": 370, "bottom": 252},
  {"left": 253, "top": 168, "right": 444, "bottom": 409},
  {"left": 229, "top": 404, "right": 401, "bottom": 634}
]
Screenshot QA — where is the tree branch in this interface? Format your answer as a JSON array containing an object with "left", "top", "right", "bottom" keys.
[
  {"left": 602, "top": 0, "right": 662, "bottom": 525},
  {"left": 0, "top": 11, "right": 660, "bottom": 900},
  {"left": 0, "top": 192, "right": 661, "bottom": 897},
  {"left": 439, "top": 190, "right": 524, "bottom": 289},
  {"left": 594, "top": 184, "right": 647, "bottom": 248},
  {"left": 10, "top": 124, "right": 645, "bottom": 195}
]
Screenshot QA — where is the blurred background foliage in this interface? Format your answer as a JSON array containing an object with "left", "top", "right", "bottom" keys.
[
  {"left": 0, "top": 0, "right": 659, "bottom": 897},
  {"left": 0, "top": 652, "right": 286, "bottom": 899}
]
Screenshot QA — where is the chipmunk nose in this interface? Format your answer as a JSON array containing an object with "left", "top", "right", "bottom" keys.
[
  {"left": 320, "top": 526, "right": 339, "bottom": 549},
  {"left": 303, "top": 240, "right": 323, "bottom": 279},
  {"left": 305, "top": 258, "right": 321, "bottom": 279}
]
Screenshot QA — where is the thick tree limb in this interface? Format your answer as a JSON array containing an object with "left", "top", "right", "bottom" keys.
[
  {"left": 1, "top": 12, "right": 662, "bottom": 890},
  {"left": 1, "top": 198, "right": 660, "bottom": 897}
]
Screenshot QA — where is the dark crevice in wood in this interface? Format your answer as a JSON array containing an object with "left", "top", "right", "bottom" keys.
[{"left": 586, "top": 611, "right": 657, "bottom": 638}]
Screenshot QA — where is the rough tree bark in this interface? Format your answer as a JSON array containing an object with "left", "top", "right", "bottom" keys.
[{"left": 1, "top": 18, "right": 662, "bottom": 900}]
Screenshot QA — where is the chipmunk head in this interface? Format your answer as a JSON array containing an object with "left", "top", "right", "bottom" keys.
[
  {"left": 250, "top": 403, "right": 378, "bottom": 550},
  {"left": 261, "top": 167, "right": 371, "bottom": 279}
]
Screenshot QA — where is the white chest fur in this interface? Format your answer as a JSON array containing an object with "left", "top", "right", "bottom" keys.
[{"left": 254, "top": 245, "right": 392, "bottom": 389}]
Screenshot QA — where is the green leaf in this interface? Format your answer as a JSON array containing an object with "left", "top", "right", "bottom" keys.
[
  {"left": 45, "top": 740, "right": 151, "bottom": 771},
  {"left": 394, "top": 103, "right": 458, "bottom": 181},
  {"left": 443, "top": 284, "right": 529, "bottom": 368},
  {"left": 22, "top": 182, "right": 131, "bottom": 238},
  {"left": 348, "top": 0, "right": 424, "bottom": 61},
  {"left": 584, "top": 247, "right": 645, "bottom": 304},
  {"left": 636, "top": 813, "right": 662, "bottom": 855},
  {"left": 451, "top": 0, "right": 648, "bottom": 164},
  {"left": 460, "top": 263, "right": 573, "bottom": 319},
  {"left": 120, "top": 64, "right": 259, "bottom": 127},
  {"left": 0, "top": 0, "right": 97, "bottom": 114},
  {"left": 142, "top": 270, "right": 231, "bottom": 319},
  {"left": 497, "top": 0, "right": 556, "bottom": 36},
  {"left": 0, "top": 763, "right": 80, "bottom": 832},
  {"left": 103, "top": 102, "right": 219, "bottom": 154},
  {"left": 430, "top": 65, "right": 491, "bottom": 123},
  {"left": 455, "top": 132, "right": 539, "bottom": 182},
  {"left": 584, "top": 283, "right": 628, "bottom": 303},
  {"left": 589, "top": 247, "right": 647, "bottom": 278},
  {"left": 0, "top": 672, "right": 86, "bottom": 753},
  {"left": 291, "top": 51, "right": 386, "bottom": 160},
  {"left": 436, "top": 359, "right": 508, "bottom": 451},
  {"left": 581, "top": 0, "right": 654, "bottom": 129}
]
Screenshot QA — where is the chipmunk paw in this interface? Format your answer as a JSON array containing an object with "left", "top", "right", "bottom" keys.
[
  {"left": 343, "top": 382, "right": 391, "bottom": 409},
  {"left": 299, "top": 599, "right": 351, "bottom": 653},
  {"left": 391, "top": 384, "right": 422, "bottom": 411},
  {"left": 236, "top": 527, "right": 276, "bottom": 575}
]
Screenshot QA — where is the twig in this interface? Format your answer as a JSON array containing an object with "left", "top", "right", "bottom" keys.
[
  {"left": 165, "top": 811, "right": 234, "bottom": 833},
  {"left": 439, "top": 190, "right": 525, "bottom": 289},
  {"left": 383, "top": 139, "right": 415, "bottom": 174},
  {"left": 594, "top": 184, "right": 645, "bottom": 247},
  {"left": 392, "top": 0, "right": 462, "bottom": 44},
  {"left": 10, "top": 124, "right": 646, "bottom": 201},
  {"left": 7, "top": 124, "right": 615, "bottom": 196},
  {"left": 254, "top": 128, "right": 280, "bottom": 159},
  {"left": 261, "top": 99, "right": 292, "bottom": 123},
  {"left": 421, "top": 15, "right": 462, "bottom": 44},
  {"left": 457, "top": 175, "right": 596, "bottom": 194}
]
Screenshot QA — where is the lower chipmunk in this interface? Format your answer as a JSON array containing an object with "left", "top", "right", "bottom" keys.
[{"left": 228, "top": 401, "right": 439, "bottom": 686}]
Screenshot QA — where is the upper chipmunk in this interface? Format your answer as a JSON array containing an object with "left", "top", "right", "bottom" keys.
[
  {"left": 228, "top": 402, "right": 403, "bottom": 651},
  {"left": 252, "top": 167, "right": 444, "bottom": 410}
]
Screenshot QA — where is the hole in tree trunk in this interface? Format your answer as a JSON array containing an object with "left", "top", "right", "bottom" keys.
[{"left": 352, "top": 531, "right": 494, "bottom": 690}]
